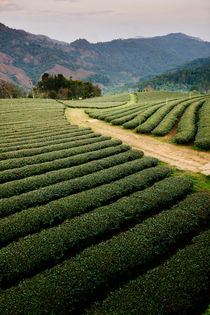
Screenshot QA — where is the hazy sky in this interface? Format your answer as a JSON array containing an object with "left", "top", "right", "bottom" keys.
[{"left": 0, "top": 0, "right": 209, "bottom": 43}]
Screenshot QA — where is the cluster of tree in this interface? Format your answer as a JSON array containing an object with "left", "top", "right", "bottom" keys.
[
  {"left": 0, "top": 80, "right": 26, "bottom": 98},
  {"left": 35, "top": 73, "right": 102, "bottom": 99},
  {"left": 137, "top": 63, "right": 210, "bottom": 93}
]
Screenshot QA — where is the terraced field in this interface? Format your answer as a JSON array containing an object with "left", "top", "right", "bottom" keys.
[
  {"left": 0, "top": 98, "right": 209, "bottom": 314},
  {"left": 80, "top": 91, "right": 210, "bottom": 150}
]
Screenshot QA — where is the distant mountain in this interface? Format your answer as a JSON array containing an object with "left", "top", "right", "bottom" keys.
[
  {"left": 118, "top": 57, "right": 210, "bottom": 94},
  {"left": 138, "top": 62, "right": 210, "bottom": 93},
  {"left": 170, "top": 56, "right": 210, "bottom": 71},
  {"left": 0, "top": 23, "right": 210, "bottom": 92}
]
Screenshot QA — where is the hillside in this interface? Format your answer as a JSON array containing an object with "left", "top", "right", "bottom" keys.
[
  {"left": 1, "top": 23, "right": 210, "bottom": 92},
  {"left": 137, "top": 57, "right": 210, "bottom": 92},
  {"left": 111, "top": 56, "right": 210, "bottom": 94},
  {"left": 0, "top": 98, "right": 209, "bottom": 314}
]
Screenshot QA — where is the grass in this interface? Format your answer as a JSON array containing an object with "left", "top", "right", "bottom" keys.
[{"left": 158, "top": 161, "right": 210, "bottom": 192}]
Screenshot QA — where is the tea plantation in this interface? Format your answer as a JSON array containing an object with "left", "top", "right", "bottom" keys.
[
  {"left": 81, "top": 91, "right": 210, "bottom": 150},
  {"left": 0, "top": 98, "right": 209, "bottom": 314}
]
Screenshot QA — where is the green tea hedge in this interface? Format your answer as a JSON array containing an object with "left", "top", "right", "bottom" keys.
[
  {"left": 173, "top": 100, "right": 204, "bottom": 144},
  {"left": 0, "top": 130, "right": 96, "bottom": 156},
  {"left": 135, "top": 98, "right": 191, "bottom": 134},
  {"left": 86, "top": 229, "right": 210, "bottom": 315},
  {"left": 0, "top": 157, "right": 158, "bottom": 245},
  {"left": 123, "top": 103, "right": 163, "bottom": 129},
  {"left": 0, "top": 138, "right": 121, "bottom": 182},
  {"left": 195, "top": 100, "right": 210, "bottom": 150},
  {"left": 0, "top": 149, "right": 143, "bottom": 198},
  {"left": 2, "top": 188, "right": 209, "bottom": 315},
  {"left": 0, "top": 166, "right": 172, "bottom": 286},
  {"left": 151, "top": 99, "right": 194, "bottom": 136},
  {"left": 0, "top": 156, "right": 150, "bottom": 217}
]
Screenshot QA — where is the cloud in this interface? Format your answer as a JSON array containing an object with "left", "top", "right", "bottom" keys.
[
  {"left": 38, "top": 8, "right": 114, "bottom": 18},
  {"left": 0, "top": 0, "right": 22, "bottom": 10}
]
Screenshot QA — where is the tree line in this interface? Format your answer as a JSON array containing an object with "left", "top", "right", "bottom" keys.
[
  {"left": 0, "top": 80, "right": 26, "bottom": 98},
  {"left": 33, "top": 73, "right": 101, "bottom": 99},
  {"left": 0, "top": 74, "right": 102, "bottom": 99}
]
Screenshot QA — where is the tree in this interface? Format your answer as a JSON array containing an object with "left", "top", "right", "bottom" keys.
[
  {"left": 0, "top": 80, "right": 26, "bottom": 98},
  {"left": 36, "top": 73, "right": 102, "bottom": 99}
]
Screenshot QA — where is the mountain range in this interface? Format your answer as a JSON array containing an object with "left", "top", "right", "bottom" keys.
[{"left": 0, "top": 23, "right": 210, "bottom": 93}]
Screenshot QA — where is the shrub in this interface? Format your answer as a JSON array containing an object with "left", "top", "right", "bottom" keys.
[
  {"left": 173, "top": 100, "right": 204, "bottom": 144},
  {"left": 135, "top": 98, "right": 192, "bottom": 134},
  {"left": 151, "top": 99, "right": 195, "bottom": 136},
  {"left": 110, "top": 110, "right": 143, "bottom": 125},
  {"left": 0, "top": 156, "right": 151, "bottom": 217},
  {"left": 87, "top": 103, "right": 140, "bottom": 122},
  {"left": 86, "top": 230, "right": 210, "bottom": 315},
  {"left": 0, "top": 137, "right": 121, "bottom": 172},
  {"left": 0, "top": 140, "right": 124, "bottom": 184},
  {"left": 123, "top": 103, "right": 163, "bottom": 129},
  {"left": 2, "top": 188, "right": 210, "bottom": 315},
  {"left": 0, "top": 166, "right": 172, "bottom": 286},
  {"left": 0, "top": 128, "right": 85, "bottom": 149},
  {"left": 0, "top": 125, "right": 79, "bottom": 144},
  {"left": 0, "top": 129, "right": 94, "bottom": 154},
  {"left": 0, "top": 133, "right": 113, "bottom": 165},
  {"left": 0, "top": 157, "right": 158, "bottom": 245},
  {"left": 0, "top": 149, "right": 143, "bottom": 198},
  {"left": 194, "top": 100, "right": 210, "bottom": 150}
]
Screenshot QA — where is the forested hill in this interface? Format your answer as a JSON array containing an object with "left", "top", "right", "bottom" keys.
[
  {"left": 1, "top": 23, "right": 210, "bottom": 92},
  {"left": 137, "top": 57, "right": 210, "bottom": 92}
]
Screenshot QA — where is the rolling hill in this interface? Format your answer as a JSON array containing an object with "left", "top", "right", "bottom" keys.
[
  {"left": 137, "top": 57, "right": 210, "bottom": 92},
  {"left": 110, "top": 56, "right": 210, "bottom": 94},
  {"left": 1, "top": 23, "right": 210, "bottom": 92}
]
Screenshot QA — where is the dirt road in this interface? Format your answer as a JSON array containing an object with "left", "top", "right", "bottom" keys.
[{"left": 65, "top": 108, "right": 210, "bottom": 175}]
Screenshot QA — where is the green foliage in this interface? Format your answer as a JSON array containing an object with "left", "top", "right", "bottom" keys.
[
  {"left": 0, "top": 129, "right": 95, "bottom": 152},
  {"left": 0, "top": 134, "right": 111, "bottom": 161},
  {"left": 63, "top": 93, "right": 130, "bottom": 109},
  {"left": 0, "top": 97, "right": 209, "bottom": 314},
  {"left": 0, "top": 139, "right": 123, "bottom": 183},
  {"left": 0, "top": 139, "right": 124, "bottom": 173},
  {"left": 37, "top": 73, "right": 101, "bottom": 99},
  {"left": 123, "top": 102, "right": 164, "bottom": 129},
  {"left": 0, "top": 80, "right": 26, "bottom": 98},
  {"left": 137, "top": 61, "right": 210, "bottom": 93},
  {"left": 3, "top": 186, "right": 210, "bottom": 314},
  {"left": 194, "top": 99, "right": 210, "bottom": 150},
  {"left": 0, "top": 156, "right": 149, "bottom": 217},
  {"left": 0, "top": 149, "right": 142, "bottom": 198},
  {"left": 151, "top": 98, "right": 200, "bottom": 136},
  {"left": 86, "top": 229, "right": 210, "bottom": 315},
  {"left": 173, "top": 100, "right": 204, "bottom": 144},
  {"left": 0, "top": 127, "right": 80, "bottom": 147},
  {"left": 0, "top": 157, "right": 157, "bottom": 246},
  {"left": 135, "top": 98, "right": 189, "bottom": 133},
  {"left": 0, "top": 166, "right": 171, "bottom": 286}
]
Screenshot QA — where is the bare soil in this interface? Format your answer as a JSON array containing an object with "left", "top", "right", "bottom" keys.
[{"left": 65, "top": 108, "right": 210, "bottom": 175}]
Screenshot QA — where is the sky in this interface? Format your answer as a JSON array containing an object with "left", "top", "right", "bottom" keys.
[{"left": 0, "top": 0, "right": 209, "bottom": 43}]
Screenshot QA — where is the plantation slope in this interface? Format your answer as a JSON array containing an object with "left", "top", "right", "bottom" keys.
[
  {"left": 0, "top": 98, "right": 209, "bottom": 315},
  {"left": 66, "top": 108, "right": 210, "bottom": 175}
]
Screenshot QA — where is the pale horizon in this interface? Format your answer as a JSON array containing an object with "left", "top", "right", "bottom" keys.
[{"left": 0, "top": 0, "right": 209, "bottom": 43}]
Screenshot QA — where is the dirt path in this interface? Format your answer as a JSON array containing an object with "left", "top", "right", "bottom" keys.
[{"left": 65, "top": 108, "right": 210, "bottom": 175}]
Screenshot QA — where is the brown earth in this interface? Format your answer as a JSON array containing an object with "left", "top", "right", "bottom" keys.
[
  {"left": 0, "top": 63, "right": 32, "bottom": 87},
  {"left": 65, "top": 108, "right": 210, "bottom": 175},
  {"left": 42, "top": 64, "right": 94, "bottom": 80}
]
